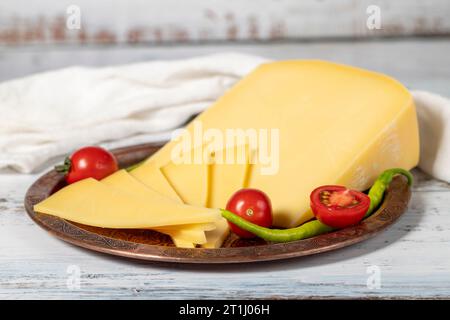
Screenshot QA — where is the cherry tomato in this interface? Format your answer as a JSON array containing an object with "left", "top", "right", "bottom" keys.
[
  {"left": 310, "top": 185, "right": 370, "bottom": 229},
  {"left": 56, "top": 146, "right": 118, "bottom": 184},
  {"left": 226, "top": 188, "right": 273, "bottom": 238}
]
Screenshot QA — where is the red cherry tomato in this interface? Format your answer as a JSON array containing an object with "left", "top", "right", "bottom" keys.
[
  {"left": 56, "top": 146, "right": 119, "bottom": 184},
  {"left": 226, "top": 188, "right": 273, "bottom": 238},
  {"left": 310, "top": 185, "right": 370, "bottom": 229}
]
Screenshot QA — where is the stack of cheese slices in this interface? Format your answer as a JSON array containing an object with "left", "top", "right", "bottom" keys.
[{"left": 34, "top": 60, "right": 420, "bottom": 248}]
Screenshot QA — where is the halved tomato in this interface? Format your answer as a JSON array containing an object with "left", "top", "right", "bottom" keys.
[{"left": 310, "top": 185, "right": 370, "bottom": 229}]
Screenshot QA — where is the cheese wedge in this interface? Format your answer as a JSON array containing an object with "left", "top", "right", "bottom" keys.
[
  {"left": 101, "top": 170, "right": 212, "bottom": 246},
  {"left": 130, "top": 163, "right": 182, "bottom": 202},
  {"left": 140, "top": 60, "right": 419, "bottom": 228},
  {"left": 160, "top": 147, "right": 211, "bottom": 207},
  {"left": 34, "top": 178, "right": 220, "bottom": 228}
]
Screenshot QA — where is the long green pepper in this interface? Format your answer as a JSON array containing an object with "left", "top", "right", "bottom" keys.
[{"left": 221, "top": 168, "right": 413, "bottom": 243}]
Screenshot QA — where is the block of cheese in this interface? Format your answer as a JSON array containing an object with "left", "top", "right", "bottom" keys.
[
  {"left": 141, "top": 60, "right": 420, "bottom": 228},
  {"left": 34, "top": 178, "right": 220, "bottom": 228},
  {"left": 101, "top": 170, "right": 213, "bottom": 246},
  {"left": 160, "top": 147, "right": 211, "bottom": 207},
  {"left": 130, "top": 163, "right": 182, "bottom": 202}
]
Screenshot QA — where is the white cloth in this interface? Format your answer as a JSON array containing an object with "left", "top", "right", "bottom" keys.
[
  {"left": 413, "top": 91, "right": 450, "bottom": 183},
  {"left": 0, "top": 53, "right": 449, "bottom": 184},
  {"left": 0, "top": 53, "right": 268, "bottom": 173}
]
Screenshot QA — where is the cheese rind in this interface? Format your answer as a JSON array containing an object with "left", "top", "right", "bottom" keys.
[
  {"left": 34, "top": 178, "right": 220, "bottom": 228},
  {"left": 140, "top": 60, "right": 420, "bottom": 228}
]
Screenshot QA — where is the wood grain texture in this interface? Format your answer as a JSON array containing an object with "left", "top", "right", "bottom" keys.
[
  {"left": 1, "top": 39, "right": 449, "bottom": 98},
  {"left": 1, "top": 167, "right": 450, "bottom": 299},
  {"left": 1, "top": 0, "right": 449, "bottom": 45},
  {"left": 1, "top": 38, "right": 450, "bottom": 298}
]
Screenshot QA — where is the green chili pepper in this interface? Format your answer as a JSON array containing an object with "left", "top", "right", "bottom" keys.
[
  {"left": 221, "top": 209, "right": 333, "bottom": 242},
  {"left": 221, "top": 168, "right": 413, "bottom": 243},
  {"left": 364, "top": 167, "right": 413, "bottom": 218}
]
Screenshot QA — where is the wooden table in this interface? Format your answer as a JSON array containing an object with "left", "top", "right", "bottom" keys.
[
  {"left": 1, "top": 168, "right": 449, "bottom": 299},
  {"left": 1, "top": 39, "right": 450, "bottom": 299}
]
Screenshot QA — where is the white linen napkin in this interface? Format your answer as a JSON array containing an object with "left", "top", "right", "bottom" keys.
[
  {"left": 413, "top": 91, "right": 450, "bottom": 183},
  {"left": 0, "top": 53, "right": 268, "bottom": 173},
  {"left": 0, "top": 53, "right": 449, "bottom": 184}
]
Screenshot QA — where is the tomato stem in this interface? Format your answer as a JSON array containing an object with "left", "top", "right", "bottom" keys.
[{"left": 54, "top": 157, "right": 71, "bottom": 175}]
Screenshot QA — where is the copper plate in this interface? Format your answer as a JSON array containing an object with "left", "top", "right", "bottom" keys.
[{"left": 24, "top": 143, "right": 411, "bottom": 264}]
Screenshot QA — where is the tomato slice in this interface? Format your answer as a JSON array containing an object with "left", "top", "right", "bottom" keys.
[{"left": 310, "top": 185, "right": 370, "bottom": 228}]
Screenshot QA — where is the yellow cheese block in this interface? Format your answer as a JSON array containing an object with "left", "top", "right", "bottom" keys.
[
  {"left": 141, "top": 60, "right": 420, "bottom": 228},
  {"left": 130, "top": 163, "right": 182, "bottom": 202},
  {"left": 160, "top": 147, "right": 211, "bottom": 207},
  {"left": 34, "top": 178, "right": 220, "bottom": 228},
  {"left": 101, "top": 170, "right": 212, "bottom": 246}
]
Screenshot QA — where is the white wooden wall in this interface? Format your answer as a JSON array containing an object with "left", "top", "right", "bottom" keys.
[
  {"left": 0, "top": 0, "right": 449, "bottom": 45},
  {"left": 0, "top": 0, "right": 449, "bottom": 87}
]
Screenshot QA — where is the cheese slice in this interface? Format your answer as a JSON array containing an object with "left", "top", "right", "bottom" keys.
[
  {"left": 201, "top": 220, "right": 230, "bottom": 248},
  {"left": 140, "top": 60, "right": 420, "bottom": 228},
  {"left": 157, "top": 227, "right": 207, "bottom": 244},
  {"left": 202, "top": 145, "right": 253, "bottom": 248},
  {"left": 172, "top": 239, "right": 196, "bottom": 248},
  {"left": 160, "top": 147, "right": 211, "bottom": 207},
  {"left": 34, "top": 178, "right": 220, "bottom": 228},
  {"left": 130, "top": 163, "right": 182, "bottom": 202},
  {"left": 207, "top": 144, "right": 252, "bottom": 209},
  {"left": 159, "top": 145, "right": 253, "bottom": 248},
  {"left": 101, "top": 170, "right": 213, "bottom": 246},
  {"left": 156, "top": 222, "right": 216, "bottom": 233}
]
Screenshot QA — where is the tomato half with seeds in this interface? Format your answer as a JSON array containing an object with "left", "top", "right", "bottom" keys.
[{"left": 310, "top": 185, "right": 370, "bottom": 229}]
